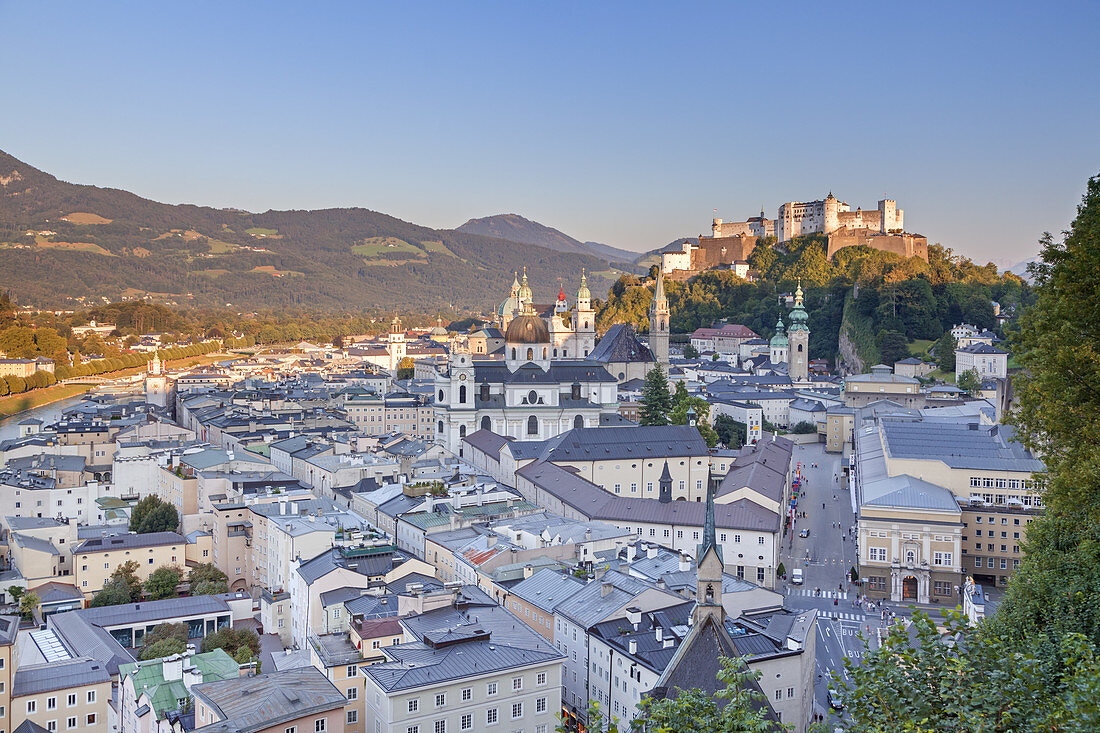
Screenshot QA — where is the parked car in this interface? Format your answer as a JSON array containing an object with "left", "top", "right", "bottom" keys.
[{"left": 791, "top": 568, "right": 803, "bottom": 585}]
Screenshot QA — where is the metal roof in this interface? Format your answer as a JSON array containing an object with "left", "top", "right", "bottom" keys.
[{"left": 12, "top": 657, "right": 110, "bottom": 697}]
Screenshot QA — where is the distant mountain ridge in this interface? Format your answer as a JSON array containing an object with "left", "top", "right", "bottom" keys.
[
  {"left": 0, "top": 150, "right": 619, "bottom": 312},
  {"left": 457, "top": 213, "right": 641, "bottom": 265}
]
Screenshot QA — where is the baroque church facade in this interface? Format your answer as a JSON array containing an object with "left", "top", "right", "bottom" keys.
[{"left": 495, "top": 269, "right": 597, "bottom": 359}]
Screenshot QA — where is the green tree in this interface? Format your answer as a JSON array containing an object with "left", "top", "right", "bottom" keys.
[
  {"left": 112, "top": 560, "right": 143, "bottom": 600},
  {"left": 875, "top": 329, "right": 911, "bottom": 365},
  {"left": 129, "top": 495, "right": 179, "bottom": 534},
  {"left": 669, "top": 383, "right": 718, "bottom": 447},
  {"left": 201, "top": 627, "right": 260, "bottom": 660},
  {"left": 188, "top": 563, "right": 229, "bottom": 596},
  {"left": 934, "top": 330, "right": 957, "bottom": 372},
  {"left": 18, "top": 591, "right": 38, "bottom": 621},
  {"left": 789, "top": 421, "right": 816, "bottom": 434},
  {"left": 714, "top": 414, "right": 747, "bottom": 449},
  {"left": 143, "top": 566, "right": 182, "bottom": 600},
  {"left": 138, "top": 622, "right": 189, "bottom": 660},
  {"left": 89, "top": 579, "right": 133, "bottom": 608},
  {"left": 7, "top": 586, "right": 24, "bottom": 603},
  {"left": 956, "top": 367, "right": 981, "bottom": 395},
  {"left": 396, "top": 356, "right": 415, "bottom": 380},
  {"left": 683, "top": 343, "right": 699, "bottom": 359},
  {"left": 639, "top": 366, "right": 672, "bottom": 426}
]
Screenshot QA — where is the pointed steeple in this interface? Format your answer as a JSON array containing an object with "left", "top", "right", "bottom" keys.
[
  {"left": 577, "top": 268, "right": 591, "bottom": 302},
  {"left": 651, "top": 269, "right": 667, "bottom": 311},
  {"left": 518, "top": 267, "right": 532, "bottom": 303},
  {"left": 698, "top": 481, "right": 721, "bottom": 565},
  {"left": 658, "top": 461, "right": 673, "bottom": 503}
]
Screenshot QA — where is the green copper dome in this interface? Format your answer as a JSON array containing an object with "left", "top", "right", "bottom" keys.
[
  {"left": 788, "top": 281, "right": 810, "bottom": 333},
  {"left": 770, "top": 318, "right": 788, "bottom": 348}
]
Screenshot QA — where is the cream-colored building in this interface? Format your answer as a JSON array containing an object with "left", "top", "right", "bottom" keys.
[
  {"left": 10, "top": 657, "right": 111, "bottom": 733},
  {"left": 73, "top": 531, "right": 185, "bottom": 599},
  {"left": 362, "top": 589, "right": 563, "bottom": 733},
  {"left": 844, "top": 364, "right": 927, "bottom": 409}
]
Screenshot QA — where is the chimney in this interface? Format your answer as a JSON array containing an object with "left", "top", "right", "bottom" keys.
[
  {"left": 628, "top": 639, "right": 637, "bottom": 655},
  {"left": 601, "top": 581, "right": 614, "bottom": 598},
  {"left": 655, "top": 626, "right": 663, "bottom": 642},
  {"left": 626, "top": 544, "right": 637, "bottom": 562},
  {"left": 523, "top": 564, "right": 534, "bottom": 579},
  {"left": 647, "top": 546, "right": 658, "bottom": 560},
  {"left": 183, "top": 665, "right": 203, "bottom": 691},
  {"left": 679, "top": 554, "right": 690, "bottom": 572},
  {"left": 162, "top": 655, "right": 184, "bottom": 682},
  {"left": 626, "top": 607, "right": 641, "bottom": 626}
]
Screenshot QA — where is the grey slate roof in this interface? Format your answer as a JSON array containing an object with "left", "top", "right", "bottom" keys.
[
  {"left": 74, "top": 531, "right": 185, "bottom": 554},
  {"left": 863, "top": 474, "right": 961, "bottom": 512},
  {"left": 12, "top": 657, "right": 110, "bottom": 696},
  {"left": 364, "top": 586, "right": 562, "bottom": 693},
  {"left": 508, "top": 568, "right": 584, "bottom": 612},
  {"left": 880, "top": 419, "right": 1043, "bottom": 472},
  {"left": 74, "top": 594, "right": 230, "bottom": 627},
  {"left": 540, "top": 425, "right": 708, "bottom": 462},
  {"left": 957, "top": 343, "right": 1009, "bottom": 355},
  {"left": 556, "top": 570, "right": 679, "bottom": 629},
  {"left": 192, "top": 668, "right": 347, "bottom": 733},
  {"left": 588, "top": 324, "right": 655, "bottom": 364}
]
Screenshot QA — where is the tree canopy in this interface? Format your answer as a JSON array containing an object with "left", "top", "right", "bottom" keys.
[
  {"left": 640, "top": 366, "right": 671, "bottom": 426},
  {"left": 129, "top": 495, "right": 180, "bottom": 534}
]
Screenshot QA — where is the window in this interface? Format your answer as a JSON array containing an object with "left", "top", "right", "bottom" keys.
[
  {"left": 512, "top": 677, "right": 523, "bottom": 691},
  {"left": 787, "top": 687, "right": 795, "bottom": 698},
  {"left": 435, "top": 721, "right": 446, "bottom": 733},
  {"left": 346, "top": 664, "right": 357, "bottom": 677},
  {"left": 462, "top": 687, "right": 472, "bottom": 702},
  {"left": 537, "top": 672, "right": 546, "bottom": 685},
  {"left": 48, "top": 697, "right": 57, "bottom": 710},
  {"left": 346, "top": 687, "right": 358, "bottom": 700},
  {"left": 774, "top": 689, "right": 782, "bottom": 701},
  {"left": 27, "top": 701, "right": 37, "bottom": 714},
  {"left": 758, "top": 536, "right": 765, "bottom": 545},
  {"left": 67, "top": 718, "right": 77, "bottom": 730},
  {"left": 869, "top": 547, "right": 887, "bottom": 562},
  {"left": 436, "top": 693, "right": 446, "bottom": 707},
  {"left": 934, "top": 552, "right": 952, "bottom": 566},
  {"left": 868, "top": 576, "right": 886, "bottom": 591},
  {"left": 487, "top": 682, "right": 498, "bottom": 696},
  {"left": 536, "top": 697, "right": 547, "bottom": 713},
  {"left": 461, "top": 714, "right": 472, "bottom": 730},
  {"left": 86, "top": 715, "right": 97, "bottom": 727},
  {"left": 409, "top": 699, "right": 420, "bottom": 713},
  {"left": 87, "top": 691, "right": 96, "bottom": 705},
  {"left": 512, "top": 702, "right": 523, "bottom": 719},
  {"left": 67, "top": 694, "right": 75, "bottom": 707},
  {"left": 47, "top": 723, "right": 56, "bottom": 733},
  {"left": 934, "top": 581, "right": 952, "bottom": 596},
  {"left": 344, "top": 710, "right": 357, "bottom": 724},
  {"left": 288, "top": 728, "right": 299, "bottom": 733},
  {"left": 758, "top": 567, "right": 766, "bottom": 582},
  {"left": 487, "top": 708, "right": 498, "bottom": 724},
  {"left": 407, "top": 728, "right": 420, "bottom": 733}
]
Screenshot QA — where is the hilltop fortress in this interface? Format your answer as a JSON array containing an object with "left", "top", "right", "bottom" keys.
[{"left": 661, "top": 193, "right": 928, "bottom": 279}]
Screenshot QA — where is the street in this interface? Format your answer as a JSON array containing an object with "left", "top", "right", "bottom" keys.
[{"left": 778, "top": 442, "right": 864, "bottom": 725}]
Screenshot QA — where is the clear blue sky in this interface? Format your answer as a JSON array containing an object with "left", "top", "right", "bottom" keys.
[{"left": 2, "top": 1, "right": 1097, "bottom": 266}]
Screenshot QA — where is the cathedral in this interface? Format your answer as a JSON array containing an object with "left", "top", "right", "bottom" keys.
[{"left": 495, "top": 269, "right": 597, "bottom": 359}]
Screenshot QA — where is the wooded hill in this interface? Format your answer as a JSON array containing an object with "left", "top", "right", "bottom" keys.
[
  {"left": 597, "top": 234, "right": 1031, "bottom": 366},
  {"left": 0, "top": 150, "right": 620, "bottom": 313}
]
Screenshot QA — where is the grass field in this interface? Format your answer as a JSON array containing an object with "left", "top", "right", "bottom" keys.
[
  {"left": 34, "top": 236, "right": 113, "bottom": 255},
  {"left": 60, "top": 212, "right": 113, "bottom": 225},
  {"left": 909, "top": 339, "right": 934, "bottom": 357},
  {"left": 418, "top": 240, "right": 460, "bottom": 258},
  {"left": 206, "top": 238, "right": 239, "bottom": 253},
  {"left": 245, "top": 227, "right": 279, "bottom": 236},
  {"left": 196, "top": 269, "right": 231, "bottom": 278},
  {"left": 351, "top": 237, "right": 422, "bottom": 258}
]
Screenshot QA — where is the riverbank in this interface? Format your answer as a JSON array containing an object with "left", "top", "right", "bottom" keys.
[{"left": 0, "top": 352, "right": 228, "bottom": 420}]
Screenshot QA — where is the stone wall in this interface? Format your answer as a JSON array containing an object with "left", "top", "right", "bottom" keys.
[{"left": 827, "top": 230, "right": 928, "bottom": 261}]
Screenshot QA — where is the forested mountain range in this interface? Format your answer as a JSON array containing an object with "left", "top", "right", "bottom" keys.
[
  {"left": 457, "top": 213, "right": 641, "bottom": 265},
  {"left": 0, "top": 150, "right": 620, "bottom": 313}
]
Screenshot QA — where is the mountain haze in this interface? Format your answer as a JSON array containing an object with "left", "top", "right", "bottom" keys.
[
  {"left": 0, "top": 150, "right": 619, "bottom": 313},
  {"left": 457, "top": 213, "right": 640, "bottom": 265}
]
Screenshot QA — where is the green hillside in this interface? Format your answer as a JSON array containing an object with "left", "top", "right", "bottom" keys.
[{"left": 0, "top": 150, "right": 617, "bottom": 313}]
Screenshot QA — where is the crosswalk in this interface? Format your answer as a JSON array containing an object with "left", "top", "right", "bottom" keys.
[{"left": 790, "top": 588, "right": 849, "bottom": 599}]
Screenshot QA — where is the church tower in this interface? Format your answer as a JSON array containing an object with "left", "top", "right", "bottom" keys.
[
  {"left": 517, "top": 268, "right": 533, "bottom": 310},
  {"left": 769, "top": 317, "right": 788, "bottom": 366},
  {"left": 387, "top": 315, "right": 406, "bottom": 373},
  {"left": 694, "top": 480, "right": 725, "bottom": 625},
  {"left": 788, "top": 279, "right": 810, "bottom": 381},
  {"left": 649, "top": 270, "right": 670, "bottom": 367},
  {"left": 573, "top": 271, "right": 596, "bottom": 358},
  {"left": 144, "top": 351, "right": 168, "bottom": 408}
]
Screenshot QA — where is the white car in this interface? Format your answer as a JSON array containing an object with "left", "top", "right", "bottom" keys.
[{"left": 791, "top": 568, "right": 803, "bottom": 585}]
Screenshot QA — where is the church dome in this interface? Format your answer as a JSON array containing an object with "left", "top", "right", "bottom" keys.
[
  {"left": 505, "top": 313, "right": 550, "bottom": 344},
  {"left": 770, "top": 318, "right": 788, "bottom": 348}
]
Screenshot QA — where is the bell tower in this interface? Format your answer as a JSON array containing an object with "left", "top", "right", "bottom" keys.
[
  {"left": 649, "top": 270, "right": 670, "bottom": 367},
  {"left": 573, "top": 270, "right": 595, "bottom": 358},
  {"left": 788, "top": 279, "right": 810, "bottom": 381},
  {"left": 387, "top": 315, "right": 406, "bottom": 373},
  {"left": 694, "top": 480, "right": 725, "bottom": 625}
]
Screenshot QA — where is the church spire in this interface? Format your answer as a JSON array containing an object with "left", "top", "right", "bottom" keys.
[{"left": 698, "top": 480, "right": 721, "bottom": 565}]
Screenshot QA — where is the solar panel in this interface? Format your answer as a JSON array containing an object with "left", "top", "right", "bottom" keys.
[{"left": 30, "top": 629, "right": 73, "bottom": 663}]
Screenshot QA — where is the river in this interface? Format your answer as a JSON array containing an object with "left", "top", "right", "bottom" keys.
[{"left": 0, "top": 394, "right": 92, "bottom": 442}]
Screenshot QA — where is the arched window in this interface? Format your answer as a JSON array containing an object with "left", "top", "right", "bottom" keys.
[
  {"left": 528, "top": 390, "right": 538, "bottom": 404},
  {"left": 906, "top": 550, "right": 915, "bottom": 565},
  {"left": 798, "top": 343, "right": 804, "bottom": 352},
  {"left": 563, "top": 349, "right": 568, "bottom": 357},
  {"left": 584, "top": 349, "right": 589, "bottom": 357},
  {"left": 480, "top": 384, "right": 489, "bottom": 401},
  {"left": 527, "top": 415, "right": 538, "bottom": 435},
  {"left": 437, "top": 421, "right": 444, "bottom": 433},
  {"left": 438, "top": 389, "right": 444, "bottom": 402},
  {"left": 553, "top": 348, "right": 558, "bottom": 357},
  {"left": 459, "top": 385, "right": 466, "bottom": 404},
  {"left": 574, "top": 415, "right": 584, "bottom": 429},
  {"left": 543, "top": 347, "right": 548, "bottom": 359},
  {"left": 481, "top": 416, "right": 491, "bottom": 431},
  {"left": 705, "top": 584, "right": 715, "bottom": 603},
  {"left": 527, "top": 348, "right": 534, "bottom": 361},
  {"left": 584, "top": 321, "right": 589, "bottom": 329},
  {"left": 511, "top": 348, "right": 517, "bottom": 360},
  {"left": 459, "top": 425, "right": 466, "bottom": 438}
]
